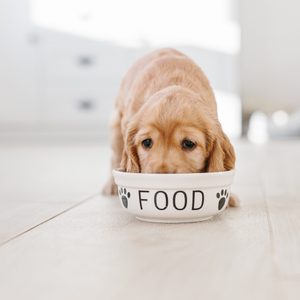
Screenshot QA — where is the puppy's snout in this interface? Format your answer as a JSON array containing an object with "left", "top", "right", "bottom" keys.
[{"left": 154, "top": 163, "right": 176, "bottom": 173}]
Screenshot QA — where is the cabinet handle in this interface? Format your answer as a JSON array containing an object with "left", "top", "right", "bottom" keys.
[
  {"left": 78, "top": 99, "right": 95, "bottom": 111},
  {"left": 77, "top": 55, "right": 95, "bottom": 66}
]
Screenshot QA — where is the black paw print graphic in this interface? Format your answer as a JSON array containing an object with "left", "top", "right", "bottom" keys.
[
  {"left": 119, "top": 187, "right": 130, "bottom": 208},
  {"left": 216, "top": 189, "right": 229, "bottom": 210}
]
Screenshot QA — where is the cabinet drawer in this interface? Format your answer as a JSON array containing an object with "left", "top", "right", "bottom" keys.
[
  {"left": 41, "top": 44, "right": 129, "bottom": 83},
  {"left": 43, "top": 87, "right": 116, "bottom": 122}
]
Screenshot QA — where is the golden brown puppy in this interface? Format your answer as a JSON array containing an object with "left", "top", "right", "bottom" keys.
[{"left": 103, "top": 48, "right": 238, "bottom": 207}]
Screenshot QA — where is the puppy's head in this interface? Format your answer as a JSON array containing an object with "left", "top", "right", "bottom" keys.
[{"left": 120, "top": 87, "right": 235, "bottom": 173}]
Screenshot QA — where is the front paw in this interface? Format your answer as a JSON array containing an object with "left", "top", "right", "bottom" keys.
[
  {"left": 102, "top": 178, "right": 118, "bottom": 196},
  {"left": 228, "top": 193, "right": 240, "bottom": 207}
]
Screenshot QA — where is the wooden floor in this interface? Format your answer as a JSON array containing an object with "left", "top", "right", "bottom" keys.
[{"left": 0, "top": 140, "right": 300, "bottom": 300}]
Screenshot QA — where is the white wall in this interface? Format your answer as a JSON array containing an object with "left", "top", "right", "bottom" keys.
[{"left": 241, "top": 0, "right": 300, "bottom": 113}]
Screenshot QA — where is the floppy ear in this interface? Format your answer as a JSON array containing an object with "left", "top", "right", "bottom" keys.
[
  {"left": 120, "top": 121, "right": 140, "bottom": 172},
  {"left": 206, "top": 130, "right": 235, "bottom": 172}
]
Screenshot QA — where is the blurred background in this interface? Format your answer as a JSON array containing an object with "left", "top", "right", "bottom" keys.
[{"left": 0, "top": 0, "right": 300, "bottom": 143}]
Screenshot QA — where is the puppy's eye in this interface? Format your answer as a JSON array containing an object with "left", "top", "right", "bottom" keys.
[
  {"left": 142, "top": 138, "right": 153, "bottom": 149},
  {"left": 181, "top": 139, "right": 196, "bottom": 150}
]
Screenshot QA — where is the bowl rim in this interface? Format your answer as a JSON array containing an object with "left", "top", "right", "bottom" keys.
[{"left": 113, "top": 169, "right": 235, "bottom": 189}]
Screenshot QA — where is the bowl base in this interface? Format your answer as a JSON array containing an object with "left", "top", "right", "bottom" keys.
[{"left": 136, "top": 216, "right": 213, "bottom": 224}]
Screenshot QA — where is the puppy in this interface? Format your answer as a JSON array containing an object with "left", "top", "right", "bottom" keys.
[{"left": 103, "top": 48, "right": 238, "bottom": 207}]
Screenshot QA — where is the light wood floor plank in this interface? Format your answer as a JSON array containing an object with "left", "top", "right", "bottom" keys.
[
  {"left": 0, "top": 184, "right": 274, "bottom": 300},
  {"left": 0, "top": 143, "right": 108, "bottom": 244},
  {"left": 260, "top": 142, "right": 300, "bottom": 281}
]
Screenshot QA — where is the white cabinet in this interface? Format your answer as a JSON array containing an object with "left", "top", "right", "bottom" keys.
[
  {"left": 0, "top": 0, "right": 241, "bottom": 139},
  {"left": 0, "top": 1, "right": 123, "bottom": 131},
  {"left": 0, "top": 0, "right": 39, "bottom": 123},
  {"left": 37, "top": 29, "right": 120, "bottom": 123}
]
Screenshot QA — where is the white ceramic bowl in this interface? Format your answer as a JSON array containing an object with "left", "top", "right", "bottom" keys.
[{"left": 113, "top": 169, "right": 235, "bottom": 223}]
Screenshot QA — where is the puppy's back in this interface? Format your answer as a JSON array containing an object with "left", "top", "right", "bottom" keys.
[{"left": 117, "top": 48, "right": 217, "bottom": 117}]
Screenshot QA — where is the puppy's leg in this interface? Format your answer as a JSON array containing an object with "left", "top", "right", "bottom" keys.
[
  {"left": 102, "top": 111, "right": 123, "bottom": 196},
  {"left": 228, "top": 192, "right": 240, "bottom": 207}
]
